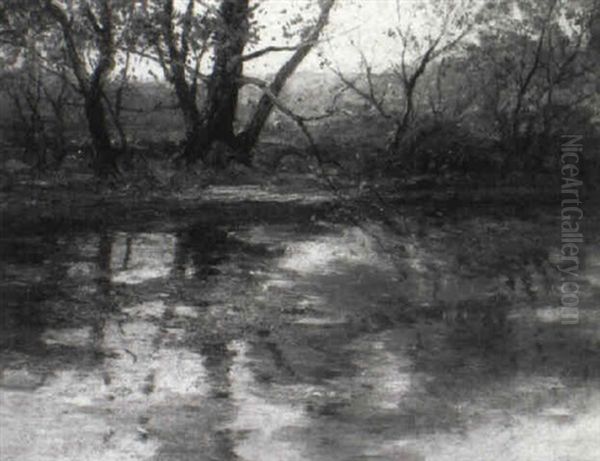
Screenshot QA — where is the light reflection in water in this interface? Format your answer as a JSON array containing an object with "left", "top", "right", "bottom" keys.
[
  {"left": 278, "top": 227, "right": 391, "bottom": 274},
  {"left": 420, "top": 392, "right": 600, "bottom": 461},
  {"left": 110, "top": 233, "right": 177, "bottom": 285},
  {"left": 586, "top": 251, "right": 600, "bottom": 288},
  {"left": 348, "top": 333, "right": 413, "bottom": 411},
  {"left": 227, "top": 340, "right": 310, "bottom": 461},
  {"left": 2, "top": 217, "right": 599, "bottom": 461}
]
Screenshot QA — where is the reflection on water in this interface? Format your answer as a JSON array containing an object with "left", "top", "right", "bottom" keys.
[
  {"left": 228, "top": 340, "right": 310, "bottom": 461},
  {"left": 41, "top": 326, "right": 93, "bottom": 348},
  {"left": 586, "top": 251, "right": 600, "bottom": 288},
  {"left": 279, "top": 227, "right": 390, "bottom": 274},
  {"left": 421, "top": 394, "right": 600, "bottom": 461},
  {"left": 110, "top": 233, "right": 177, "bottom": 284},
  {"left": 201, "top": 185, "right": 333, "bottom": 204},
  {"left": 1, "top": 206, "right": 599, "bottom": 460},
  {"left": 347, "top": 332, "right": 414, "bottom": 411}
]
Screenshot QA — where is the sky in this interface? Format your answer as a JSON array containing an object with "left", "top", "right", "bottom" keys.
[
  {"left": 136, "top": 0, "right": 439, "bottom": 80},
  {"left": 247, "top": 0, "right": 407, "bottom": 75}
]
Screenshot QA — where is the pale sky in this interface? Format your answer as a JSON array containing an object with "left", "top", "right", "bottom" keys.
[
  {"left": 247, "top": 0, "right": 407, "bottom": 75},
  {"left": 136, "top": 0, "right": 444, "bottom": 80}
]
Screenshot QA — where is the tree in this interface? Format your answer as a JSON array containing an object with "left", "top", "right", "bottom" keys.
[
  {"left": 333, "top": 0, "right": 476, "bottom": 161},
  {"left": 466, "top": 0, "right": 599, "bottom": 174},
  {"left": 143, "top": 0, "right": 335, "bottom": 166},
  {"left": 236, "top": 0, "right": 335, "bottom": 155},
  {"left": 141, "top": 0, "right": 212, "bottom": 162},
  {"left": 0, "top": 0, "right": 77, "bottom": 168},
  {"left": 191, "top": 0, "right": 250, "bottom": 163},
  {"left": 38, "top": 0, "right": 142, "bottom": 175},
  {"left": 1, "top": 42, "right": 47, "bottom": 166}
]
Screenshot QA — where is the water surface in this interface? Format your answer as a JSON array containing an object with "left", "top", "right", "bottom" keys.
[{"left": 1, "top": 191, "right": 599, "bottom": 460}]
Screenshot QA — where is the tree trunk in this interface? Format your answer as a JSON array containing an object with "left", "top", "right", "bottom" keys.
[
  {"left": 183, "top": 0, "right": 249, "bottom": 166},
  {"left": 85, "top": 90, "right": 118, "bottom": 175},
  {"left": 174, "top": 78, "right": 203, "bottom": 162},
  {"left": 237, "top": 0, "right": 335, "bottom": 159},
  {"left": 45, "top": 0, "right": 118, "bottom": 176},
  {"left": 388, "top": 80, "right": 416, "bottom": 157}
]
